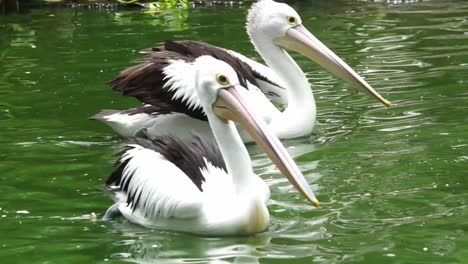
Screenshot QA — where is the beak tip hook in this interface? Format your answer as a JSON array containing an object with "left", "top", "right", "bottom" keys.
[
  {"left": 385, "top": 100, "right": 392, "bottom": 108},
  {"left": 311, "top": 198, "right": 320, "bottom": 208}
]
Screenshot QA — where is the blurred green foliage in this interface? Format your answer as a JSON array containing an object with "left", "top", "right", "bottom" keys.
[
  {"left": 1, "top": 0, "right": 191, "bottom": 14},
  {"left": 116, "top": 0, "right": 190, "bottom": 9}
]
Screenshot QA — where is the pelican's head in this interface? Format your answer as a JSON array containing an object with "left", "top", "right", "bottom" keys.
[
  {"left": 193, "top": 56, "right": 320, "bottom": 207},
  {"left": 247, "top": 0, "right": 391, "bottom": 107},
  {"left": 193, "top": 56, "right": 241, "bottom": 109},
  {"left": 247, "top": 0, "right": 302, "bottom": 42}
]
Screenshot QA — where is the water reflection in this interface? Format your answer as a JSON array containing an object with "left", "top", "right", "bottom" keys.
[
  {"left": 106, "top": 215, "right": 330, "bottom": 263},
  {"left": 105, "top": 223, "right": 268, "bottom": 263},
  {"left": 358, "top": 0, "right": 424, "bottom": 4},
  {"left": 113, "top": 9, "right": 190, "bottom": 31}
]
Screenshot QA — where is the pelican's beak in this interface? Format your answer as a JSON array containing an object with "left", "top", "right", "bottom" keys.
[
  {"left": 274, "top": 24, "right": 392, "bottom": 107},
  {"left": 213, "top": 85, "right": 320, "bottom": 207}
]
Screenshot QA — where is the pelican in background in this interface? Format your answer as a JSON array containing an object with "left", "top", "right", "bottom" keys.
[
  {"left": 103, "top": 56, "right": 319, "bottom": 235},
  {"left": 91, "top": 0, "right": 391, "bottom": 142}
]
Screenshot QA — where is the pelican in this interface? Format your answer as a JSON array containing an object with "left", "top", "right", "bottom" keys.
[
  {"left": 91, "top": 0, "right": 391, "bottom": 142},
  {"left": 102, "top": 56, "right": 319, "bottom": 235}
]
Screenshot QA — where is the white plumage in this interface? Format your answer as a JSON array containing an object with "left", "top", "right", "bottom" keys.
[
  {"left": 163, "top": 59, "right": 202, "bottom": 112},
  {"left": 118, "top": 145, "right": 204, "bottom": 219},
  {"left": 112, "top": 143, "right": 270, "bottom": 235}
]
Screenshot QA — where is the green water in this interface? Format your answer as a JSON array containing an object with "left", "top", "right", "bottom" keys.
[{"left": 1, "top": 0, "right": 467, "bottom": 263}]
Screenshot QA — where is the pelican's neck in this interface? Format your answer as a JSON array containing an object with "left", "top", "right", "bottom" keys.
[
  {"left": 252, "top": 37, "right": 317, "bottom": 138},
  {"left": 206, "top": 111, "right": 253, "bottom": 194}
]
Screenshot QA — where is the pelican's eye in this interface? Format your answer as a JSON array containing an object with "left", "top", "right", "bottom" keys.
[
  {"left": 287, "top": 16, "right": 297, "bottom": 26},
  {"left": 216, "top": 74, "right": 230, "bottom": 86}
]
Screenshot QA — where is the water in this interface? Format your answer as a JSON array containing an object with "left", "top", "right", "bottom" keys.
[{"left": 0, "top": 0, "right": 467, "bottom": 263}]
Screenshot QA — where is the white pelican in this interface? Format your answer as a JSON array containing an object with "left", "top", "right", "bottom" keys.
[
  {"left": 91, "top": 0, "right": 391, "bottom": 142},
  {"left": 102, "top": 56, "right": 319, "bottom": 235}
]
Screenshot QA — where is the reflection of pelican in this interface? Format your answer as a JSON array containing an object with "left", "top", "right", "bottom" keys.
[
  {"left": 103, "top": 56, "right": 319, "bottom": 235},
  {"left": 111, "top": 224, "right": 269, "bottom": 263},
  {"left": 91, "top": 0, "right": 390, "bottom": 142}
]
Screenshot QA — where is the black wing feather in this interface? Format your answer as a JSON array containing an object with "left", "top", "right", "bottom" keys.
[
  {"left": 162, "top": 41, "right": 259, "bottom": 88},
  {"left": 109, "top": 48, "right": 207, "bottom": 121},
  {"left": 163, "top": 41, "right": 284, "bottom": 92},
  {"left": 106, "top": 135, "right": 227, "bottom": 210},
  {"left": 108, "top": 40, "right": 284, "bottom": 121}
]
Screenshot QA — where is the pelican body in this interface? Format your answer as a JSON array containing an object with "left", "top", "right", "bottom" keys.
[
  {"left": 91, "top": 0, "right": 391, "bottom": 142},
  {"left": 103, "top": 56, "right": 318, "bottom": 235}
]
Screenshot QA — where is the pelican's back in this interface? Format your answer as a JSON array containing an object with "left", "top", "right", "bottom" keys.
[{"left": 104, "top": 136, "right": 228, "bottom": 222}]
